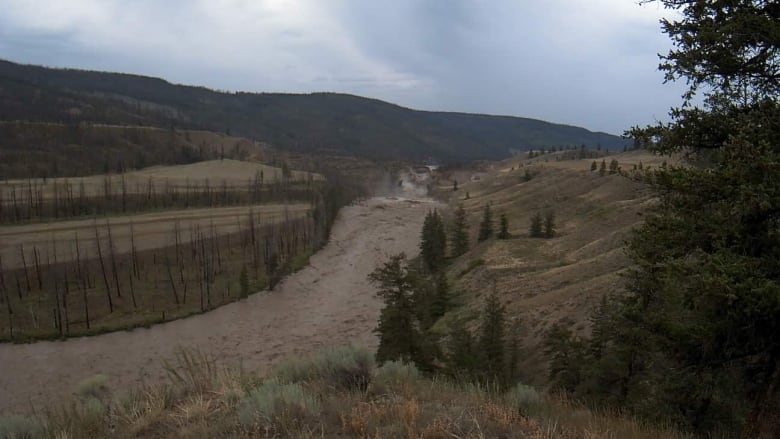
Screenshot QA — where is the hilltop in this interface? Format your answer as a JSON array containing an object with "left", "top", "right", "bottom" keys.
[{"left": 0, "top": 59, "right": 627, "bottom": 165}]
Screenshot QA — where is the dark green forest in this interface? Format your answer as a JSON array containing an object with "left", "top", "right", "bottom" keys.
[{"left": 0, "top": 59, "right": 626, "bottom": 166}]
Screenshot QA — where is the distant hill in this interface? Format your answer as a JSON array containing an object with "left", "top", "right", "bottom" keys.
[{"left": 0, "top": 59, "right": 627, "bottom": 164}]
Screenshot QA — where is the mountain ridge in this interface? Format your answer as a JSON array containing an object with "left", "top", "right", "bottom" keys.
[{"left": 0, "top": 58, "right": 628, "bottom": 163}]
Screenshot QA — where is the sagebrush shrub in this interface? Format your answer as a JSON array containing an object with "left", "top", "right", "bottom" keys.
[
  {"left": 273, "top": 345, "right": 373, "bottom": 392},
  {"left": 505, "top": 383, "right": 541, "bottom": 414},
  {"left": 76, "top": 374, "right": 108, "bottom": 399},
  {"left": 0, "top": 415, "right": 44, "bottom": 439},
  {"left": 238, "top": 379, "right": 320, "bottom": 427}
]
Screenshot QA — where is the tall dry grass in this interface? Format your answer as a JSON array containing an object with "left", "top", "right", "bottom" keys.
[{"left": 2, "top": 346, "right": 693, "bottom": 438}]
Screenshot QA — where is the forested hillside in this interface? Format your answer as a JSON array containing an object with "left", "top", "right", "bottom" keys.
[{"left": 0, "top": 59, "right": 626, "bottom": 165}]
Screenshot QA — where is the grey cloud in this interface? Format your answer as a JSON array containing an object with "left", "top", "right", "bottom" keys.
[{"left": 0, "top": 0, "right": 683, "bottom": 134}]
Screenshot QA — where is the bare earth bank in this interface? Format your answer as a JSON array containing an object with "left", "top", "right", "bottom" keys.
[{"left": 0, "top": 196, "right": 440, "bottom": 415}]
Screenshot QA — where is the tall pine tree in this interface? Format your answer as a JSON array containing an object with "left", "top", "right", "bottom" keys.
[
  {"left": 529, "top": 212, "right": 543, "bottom": 238},
  {"left": 477, "top": 203, "right": 493, "bottom": 242},
  {"left": 497, "top": 213, "right": 510, "bottom": 239},
  {"left": 370, "top": 254, "right": 418, "bottom": 365},
  {"left": 577, "top": 1, "right": 780, "bottom": 435},
  {"left": 420, "top": 209, "right": 447, "bottom": 272},
  {"left": 450, "top": 204, "right": 470, "bottom": 257},
  {"left": 478, "top": 292, "right": 507, "bottom": 387}
]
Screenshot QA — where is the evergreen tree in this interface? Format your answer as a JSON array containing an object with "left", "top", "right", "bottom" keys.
[
  {"left": 478, "top": 292, "right": 506, "bottom": 386},
  {"left": 529, "top": 212, "right": 543, "bottom": 238},
  {"left": 504, "top": 321, "right": 522, "bottom": 387},
  {"left": 477, "top": 203, "right": 493, "bottom": 242},
  {"left": 598, "top": 159, "right": 607, "bottom": 176},
  {"left": 453, "top": 180, "right": 458, "bottom": 191},
  {"left": 543, "top": 211, "right": 556, "bottom": 238},
  {"left": 580, "top": 1, "right": 780, "bottom": 435},
  {"left": 450, "top": 204, "right": 470, "bottom": 257},
  {"left": 497, "top": 213, "right": 510, "bottom": 239},
  {"left": 544, "top": 322, "right": 585, "bottom": 393},
  {"left": 370, "top": 254, "right": 433, "bottom": 371},
  {"left": 591, "top": 160, "right": 598, "bottom": 172},
  {"left": 608, "top": 159, "right": 619, "bottom": 174},
  {"left": 587, "top": 295, "right": 612, "bottom": 360},
  {"left": 420, "top": 209, "right": 447, "bottom": 272},
  {"left": 370, "top": 254, "right": 444, "bottom": 373},
  {"left": 447, "top": 318, "right": 480, "bottom": 380},
  {"left": 430, "top": 272, "right": 450, "bottom": 321}
]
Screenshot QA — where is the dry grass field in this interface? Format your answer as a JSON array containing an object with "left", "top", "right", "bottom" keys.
[
  {"left": 0, "top": 159, "right": 319, "bottom": 201},
  {"left": 0, "top": 203, "right": 309, "bottom": 270},
  {"left": 435, "top": 150, "right": 666, "bottom": 384}
]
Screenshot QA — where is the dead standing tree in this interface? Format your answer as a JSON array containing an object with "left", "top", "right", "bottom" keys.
[{"left": 93, "top": 219, "right": 114, "bottom": 313}]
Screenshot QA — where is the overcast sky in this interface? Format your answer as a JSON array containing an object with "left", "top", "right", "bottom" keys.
[{"left": 0, "top": 0, "right": 684, "bottom": 134}]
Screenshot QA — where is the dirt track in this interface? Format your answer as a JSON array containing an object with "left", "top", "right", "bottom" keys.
[{"left": 0, "top": 196, "right": 439, "bottom": 415}]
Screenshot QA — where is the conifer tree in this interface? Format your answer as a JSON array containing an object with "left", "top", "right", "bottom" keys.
[
  {"left": 598, "top": 159, "right": 607, "bottom": 176},
  {"left": 544, "top": 322, "right": 585, "bottom": 393},
  {"left": 543, "top": 211, "right": 556, "bottom": 238},
  {"left": 369, "top": 254, "right": 423, "bottom": 367},
  {"left": 497, "top": 213, "right": 510, "bottom": 239},
  {"left": 430, "top": 272, "right": 450, "bottom": 321},
  {"left": 477, "top": 203, "right": 493, "bottom": 242},
  {"left": 586, "top": 295, "right": 611, "bottom": 360},
  {"left": 575, "top": 1, "right": 780, "bottom": 434},
  {"left": 529, "top": 212, "right": 543, "bottom": 238},
  {"left": 591, "top": 160, "right": 598, "bottom": 172},
  {"left": 504, "top": 322, "right": 522, "bottom": 386},
  {"left": 447, "top": 318, "right": 479, "bottom": 380},
  {"left": 450, "top": 204, "right": 470, "bottom": 257},
  {"left": 609, "top": 159, "right": 619, "bottom": 174},
  {"left": 479, "top": 292, "right": 506, "bottom": 386},
  {"left": 420, "top": 209, "right": 446, "bottom": 272}
]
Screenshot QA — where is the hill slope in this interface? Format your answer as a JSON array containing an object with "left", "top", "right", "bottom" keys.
[
  {"left": 0, "top": 59, "right": 627, "bottom": 163},
  {"left": 433, "top": 150, "right": 662, "bottom": 384}
]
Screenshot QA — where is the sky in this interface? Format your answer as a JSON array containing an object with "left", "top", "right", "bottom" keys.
[{"left": 0, "top": 0, "right": 684, "bottom": 135}]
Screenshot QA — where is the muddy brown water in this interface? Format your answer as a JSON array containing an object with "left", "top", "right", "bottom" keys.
[{"left": 0, "top": 196, "right": 440, "bottom": 415}]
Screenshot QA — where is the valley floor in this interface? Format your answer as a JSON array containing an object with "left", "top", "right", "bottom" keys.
[{"left": 0, "top": 195, "right": 440, "bottom": 415}]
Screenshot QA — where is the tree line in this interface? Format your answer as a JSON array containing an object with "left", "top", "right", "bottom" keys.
[{"left": 0, "top": 174, "right": 316, "bottom": 224}]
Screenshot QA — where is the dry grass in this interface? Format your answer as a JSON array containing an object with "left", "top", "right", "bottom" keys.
[
  {"left": 0, "top": 159, "right": 320, "bottom": 201},
  {"left": 8, "top": 346, "right": 688, "bottom": 438},
  {"left": 433, "top": 151, "right": 663, "bottom": 385},
  {"left": 533, "top": 393, "right": 691, "bottom": 439}
]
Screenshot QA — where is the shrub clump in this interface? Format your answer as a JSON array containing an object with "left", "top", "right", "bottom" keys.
[
  {"left": 0, "top": 415, "right": 45, "bottom": 439},
  {"left": 505, "top": 383, "right": 541, "bottom": 414},
  {"left": 238, "top": 379, "right": 321, "bottom": 427},
  {"left": 273, "top": 345, "right": 374, "bottom": 392},
  {"left": 76, "top": 374, "right": 108, "bottom": 399},
  {"left": 373, "top": 361, "right": 420, "bottom": 387}
]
